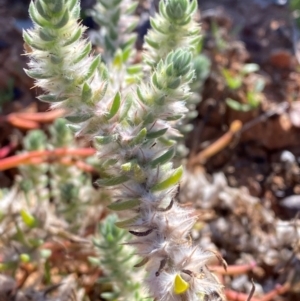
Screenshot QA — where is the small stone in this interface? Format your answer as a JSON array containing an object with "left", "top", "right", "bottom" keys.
[{"left": 280, "top": 150, "right": 296, "bottom": 164}]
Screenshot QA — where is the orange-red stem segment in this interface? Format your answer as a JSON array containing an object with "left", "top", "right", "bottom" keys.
[{"left": 0, "top": 148, "right": 96, "bottom": 171}]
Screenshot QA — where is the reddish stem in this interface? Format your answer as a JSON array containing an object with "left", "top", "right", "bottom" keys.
[
  {"left": 0, "top": 142, "right": 17, "bottom": 159},
  {"left": 10, "top": 109, "right": 65, "bottom": 123},
  {"left": 6, "top": 114, "right": 40, "bottom": 129},
  {"left": 0, "top": 148, "right": 96, "bottom": 171},
  {"left": 225, "top": 283, "right": 290, "bottom": 301},
  {"left": 189, "top": 120, "right": 242, "bottom": 166},
  {"left": 1, "top": 109, "right": 65, "bottom": 130},
  {"left": 210, "top": 262, "right": 257, "bottom": 275},
  {"left": 226, "top": 289, "right": 260, "bottom": 301}
]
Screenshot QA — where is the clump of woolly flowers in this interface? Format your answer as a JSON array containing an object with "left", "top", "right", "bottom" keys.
[{"left": 145, "top": 245, "right": 224, "bottom": 301}]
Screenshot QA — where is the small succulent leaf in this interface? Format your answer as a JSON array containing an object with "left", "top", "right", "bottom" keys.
[
  {"left": 121, "top": 35, "right": 137, "bottom": 49},
  {"left": 65, "top": 113, "right": 93, "bottom": 123},
  {"left": 107, "top": 92, "right": 121, "bottom": 120},
  {"left": 19, "top": 253, "right": 31, "bottom": 263},
  {"left": 20, "top": 209, "right": 37, "bottom": 228},
  {"left": 151, "top": 166, "right": 183, "bottom": 192},
  {"left": 66, "top": 124, "right": 81, "bottom": 133},
  {"left": 167, "top": 77, "right": 181, "bottom": 89},
  {"left": 53, "top": 9, "right": 69, "bottom": 28},
  {"left": 63, "top": 27, "right": 82, "bottom": 46},
  {"left": 113, "top": 49, "right": 123, "bottom": 68},
  {"left": 73, "top": 42, "right": 92, "bottom": 64},
  {"left": 152, "top": 73, "right": 164, "bottom": 90},
  {"left": 24, "top": 69, "right": 52, "bottom": 79},
  {"left": 119, "top": 94, "right": 133, "bottom": 121},
  {"left": 94, "top": 134, "right": 118, "bottom": 145},
  {"left": 108, "top": 199, "right": 140, "bottom": 211},
  {"left": 114, "top": 216, "right": 139, "bottom": 228},
  {"left": 51, "top": 0, "right": 64, "bottom": 13},
  {"left": 37, "top": 94, "right": 65, "bottom": 103},
  {"left": 126, "top": 64, "right": 142, "bottom": 75},
  {"left": 125, "top": 2, "right": 138, "bottom": 14},
  {"left": 81, "top": 82, "right": 92, "bottom": 104},
  {"left": 83, "top": 55, "right": 100, "bottom": 81},
  {"left": 96, "top": 175, "right": 129, "bottom": 187},
  {"left": 129, "top": 128, "right": 147, "bottom": 146},
  {"left": 88, "top": 256, "right": 101, "bottom": 266},
  {"left": 146, "top": 128, "right": 168, "bottom": 139},
  {"left": 39, "top": 29, "right": 56, "bottom": 41},
  {"left": 35, "top": 0, "right": 48, "bottom": 20},
  {"left": 150, "top": 148, "right": 175, "bottom": 168},
  {"left": 29, "top": 2, "right": 49, "bottom": 27}
]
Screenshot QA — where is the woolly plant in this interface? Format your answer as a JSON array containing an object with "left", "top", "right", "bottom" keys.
[
  {"left": 89, "top": 215, "right": 149, "bottom": 301},
  {"left": 0, "top": 119, "right": 102, "bottom": 277},
  {"left": 24, "top": 0, "right": 224, "bottom": 300},
  {"left": 87, "top": 0, "right": 138, "bottom": 63}
]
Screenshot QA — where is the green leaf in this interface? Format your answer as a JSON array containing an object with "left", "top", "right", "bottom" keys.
[
  {"left": 50, "top": 54, "right": 62, "bottom": 64},
  {"left": 222, "top": 69, "right": 242, "bottom": 90},
  {"left": 20, "top": 209, "right": 37, "bottom": 228},
  {"left": 100, "top": 292, "right": 119, "bottom": 300},
  {"left": 226, "top": 98, "right": 252, "bottom": 112},
  {"left": 63, "top": 27, "right": 82, "bottom": 46},
  {"left": 124, "top": 20, "right": 138, "bottom": 34},
  {"left": 129, "top": 128, "right": 147, "bottom": 146},
  {"left": 151, "top": 166, "right": 183, "bottom": 192},
  {"left": 88, "top": 256, "right": 101, "bottom": 266},
  {"left": 24, "top": 69, "right": 52, "bottom": 80},
  {"left": 65, "top": 113, "right": 93, "bottom": 123},
  {"left": 37, "top": 94, "right": 65, "bottom": 103},
  {"left": 113, "top": 49, "right": 123, "bottom": 68},
  {"left": 149, "top": 148, "right": 175, "bottom": 168},
  {"left": 187, "top": 0, "right": 197, "bottom": 14},
  {"left": 122, "top": 46, "right": 132, "bottom": 62},
  {"left": 145, "top": 36, "right": 160, "bottom": 49},
  {"left": 167, "top": 77, "right": 181, "bottom": 89},
  {"left": 94, "top": 134, "right": 118, "bottom": 145},
  {"left": 81, "top": 82, "right": 92, "bottom": 104},
  {"left": 83, "top": 55, "right": 100, "bottom": 81},
  {"left": 121, "top": 35, "right": 137, "bottom": 49},
  {"left": 68, "top": 0, "right": 77, "bottom": 12},
  {"left": 115, "top": 216, "right": 139, "bottom": 228},
  {"left": 51, "top": 0, "right": 64, "bottom": 14},
  {"left": 73, "top": 42, "right": 91, "bottom": 64},
  {"left": 39, "top": 28, "right": 56, "bottom": 41},
  {"left": 152, "top": 73, "right": 164, "bottom": 90},
  {"left": 165, "top": 114, "right": 182, "bottom": 121},
  {"left": 146, "top": 128, "right": 168, "bottom": 139},
  {"left": 108, "top": 199, "right": 140, "bottom": 211},
  {"left": 35, "top": 0, "right": 49, "bottom": 20},
  {"left": 119, "top": 94, "right": 133, "bottom": 121},
  {"left": 23, "top": 32, "right": 46, "bottom": 51},
  {"left": 137, "top": 86, "right": 146, "bottom": 103},
  {"left": 66, "top": 124, "right": 81, "bottom": 133},
  {"left": 246, "top": 92, "right": 261, "bottom": 108},
  {"left": 125, "top": 2, "right": 138, "bottom": 14},
  {"left": 96, "top": 175, "right": 129, "bottom": 187},
  {"left": 29, "top": 2, "right": 49, "bottom": 27},
  {"left": 19, "top": 253, "right": 30, "bottom": 263},
  {"left": 150, "top": 18, "right": 167, "bottom": 34},
  {"left": 107, "top": 92, "right": 121, "bottom": 120},
  {"left": 126, "top": 64, "right": 142, "bottom": 75},
  {"left": 53, "top": 9, "right": 69, "bottom": 28}
]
